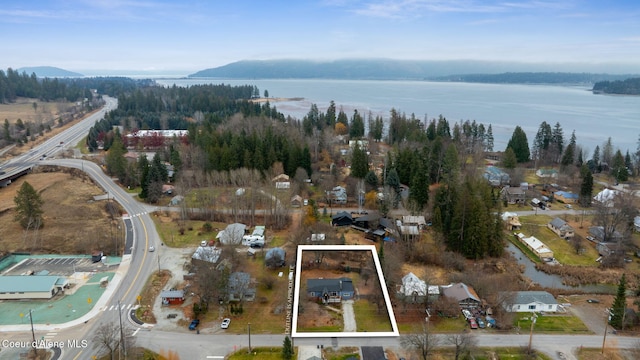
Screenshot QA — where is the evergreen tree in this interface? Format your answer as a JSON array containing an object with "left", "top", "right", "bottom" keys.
[
  {"left": 485, "top": 124, "right": 494, "bottom": 152},
  {"left": 14, "top": 181, "right": 44, "bottom": 229},
  {"left": 364, "top": 170, "right": 379, "bottom": 189},
  {"left": 349, "top": 109, "right": 365, "bottom": 138},
  {"left": 532, "top": 121, "right": 552, "bottom": 162},
  {"left": 506, "top": 126, "right": 530, "bottom": 163},
  {"left": 325, "top": 100, "right": 336, "bottom": 128},
  {"left": 551, "top": 122, "right": 564, "bottom": 162},
  {"left": 560, "top": 130, "right": 576, "bottom": 168},
  {"left": 282, "top": 336, "right": 294, "bottom": 360},
  {"left": 579, "top": 165, "right": 593, "bottom": 207},
  {"left": 611, "top": 150, "right": 629, "bottom": 182},
  {"left": 385, "top": 168, "right": 401, "bottom": 207},
  {"left": 105, "top": 132, "right": 126, "bottom": 180},
  {"left": 501, "top": 147, "right": 517, "bottom": 169},
  {"left": 350, "top": 143, "right": 369, "bottom": 179},
  {"left": 409, "top": 156, "right": 430, "bottom": 211},
  {"left": 610, "top": 273, "right": 627, "bottom": 329}
]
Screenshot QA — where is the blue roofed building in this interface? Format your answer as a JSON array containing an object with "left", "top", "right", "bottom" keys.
[{"left": 483, "top": 166, "right": 510, "bottom": 186}]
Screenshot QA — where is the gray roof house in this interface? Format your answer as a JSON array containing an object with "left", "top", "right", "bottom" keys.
[
  {"left": 228, "top": 272, "right": 255, "bottom": 302},
  {"left": 0, "top": 275, "right": 69, "bottom": 300},
  {"left": 216, "top": 223, "right": 247, "bottom": 245},
  {"left": 547, "top": 217, "right": 575, "bottom": 239},
  {"left": 589, "top": 226, "right": 623, "bottom": 243},
  {"left": 307, "top": 277, "right": 354, "bottom": 304},
  {"left": 501, "top": 186, "right": 526, "bottom": 205},
  {"left": 502, "top": 291, "right": 558, "bottom": 313},
  {"left": 441, "top": 283, "right": 481, "bottom": 309}
]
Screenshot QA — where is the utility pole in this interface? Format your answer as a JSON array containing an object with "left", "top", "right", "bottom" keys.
[
  {"left": 248, "top": 323, "right": 252, "bottom": 353},
  {"left": 527, "top": 313, "right": 537, "bottom": 354},
  {"left": 29, "top": 309, "right": 36, "bottom": 350},
  {"left": 118, "top": 300, "right": 126, "bottom": 358},
  {"left": 602, "top": 309, "right": 609, "bottom": 354}
]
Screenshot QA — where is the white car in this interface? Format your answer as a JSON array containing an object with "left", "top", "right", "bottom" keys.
[
  {"left": 221, "top": 318, "right": 231, "bottom": 329},
  {"left": 148, "top": 246, "right": 155, "bottom": 252}
]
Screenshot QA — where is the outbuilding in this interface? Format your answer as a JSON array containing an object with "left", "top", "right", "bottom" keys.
[{"left": 161, "top": 290, "right": 185, "bottom": 305}]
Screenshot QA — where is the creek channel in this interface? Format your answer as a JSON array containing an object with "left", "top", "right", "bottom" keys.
[{"left": 507, "top": 242, "right": 614, "bottom": 294}]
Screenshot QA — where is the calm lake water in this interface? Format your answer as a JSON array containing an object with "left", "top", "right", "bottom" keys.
[{"left": 156, "top": 78, "right": 640, "bottom": 154}]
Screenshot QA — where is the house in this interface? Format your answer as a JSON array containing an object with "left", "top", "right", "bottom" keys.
[
  {"left": 589, "top": 226, "right": 623, "bottom": 243},
  {"left": 597, "top": 242, "right": 623, "bottom": 257},
  {"left": 483, "top": 166, "right": 510, "bottom": 186},
  {"left": 378, "top": 218, "right": 399, "bottom": 240},
  {"left": 161, "top": 290, "right": 185, "bottom": 305},
  {"left": 593, "top": 188, "right": 618, "bottom": 206},
  {"left": 515, "top": 233, "right": 554, "bottom": 260},
  {"left": 364, "top": 228, "right": 386, "bottom": 242},
  {"left": 216, "top": 223, "right": 247, "bottom": 245},
  {"left": 397, "top": 272, "right": 427, "bottom": 303},
  {"left": 291, "top": 195, "right": 303, "bottom": 207},
  {"left": 353, "top": 213, "right": 379, "bottom": 228},
  {"left": 272, "top": 174, "right": 290, "bottom": 190},
  {"left": 331, "top": 211, "right": 353, "bottom": 227},
  {"left": 329, "top": 186, "right": 347, "bottom": 204},
  {"left": 307, "top": 277, "right": 354, "bottom": 303},
  {"left": 536, "top": 168, "right": 558, "bottom": 179},
  {"left": 191, "top": 246, "right": 221, "bottom": 264},
  {"left": 0, "top": 275, "right": 69, "bottom": 300},
  {"left": 484, "top": 151, "right": 503, "bottom": 162},
  {"left": 548, "top": 217, "right": 575, "bottom": 239},
  {"left": 502, "top": 291, "right": 558, "bottom": 313},
  {"left": 501, "top": 212, "right": 522, "bottom": 231},
  {"left": 265, "top": 247, "right": 286, "bottom": 268},
  {"left": 501, "top": 186, "right": 526, "bottom": 205},
  {"left": 555, "top": 191, "right": 579, "bottom": 204},
  {"left": 228, "top": 272, "right": 255, "bottom": 302},
  {"left": 440, "top": 283, "right": 481, "bottom": 309},
  {"left": 402, "top": 215, "right": 427, "bottom": 228}
]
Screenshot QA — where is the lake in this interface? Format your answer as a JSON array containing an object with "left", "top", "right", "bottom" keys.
[{"left": 155, "top": 78, "right": 640, "bottom": 154}]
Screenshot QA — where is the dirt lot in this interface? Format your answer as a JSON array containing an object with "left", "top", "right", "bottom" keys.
[{"left": 0, "top": 168, "right": 116, "bottom": 255}]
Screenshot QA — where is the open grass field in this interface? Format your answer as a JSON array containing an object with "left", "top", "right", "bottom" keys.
[
  {"left": 0, "top": 98, "right": 66, "bottom": 124},
  {"left": 353, "top": 300, "right": 394, "bottom": 332},
  {"left": 0, "top": 168, "right": 117, "bottom": 255},
  {"left": 516, "top": 314, "right": 591, "bottom": 334}
]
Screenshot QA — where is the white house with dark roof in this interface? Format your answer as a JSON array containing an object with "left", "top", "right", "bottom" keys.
[
  {"left": 0, "top": 275, "right": 69, "bottom": 300},
  {"left": 502, "top": 291, "right": 558, "bottom": 313},
  {"left": 548, "top": 217, "right": 575, "bottom": 239}
]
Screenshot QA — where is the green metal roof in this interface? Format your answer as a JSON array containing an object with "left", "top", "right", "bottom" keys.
[{"left": 0, "top": 276, "right": 62, "bottom": 293}]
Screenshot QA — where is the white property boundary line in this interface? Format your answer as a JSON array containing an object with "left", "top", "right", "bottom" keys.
[{"left": 291, "top": 244, "right": 399, "bottom": 338}]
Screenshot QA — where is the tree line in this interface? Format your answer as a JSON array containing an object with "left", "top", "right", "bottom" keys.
[{"left": 593, "top": 77, "right": 640, "bottom": 95}]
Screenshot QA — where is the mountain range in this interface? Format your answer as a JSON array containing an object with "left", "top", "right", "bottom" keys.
[
  {"left": 17, "top": 66, "right": 83, "bottom": 78},
  {"left": 189, "top": 59, "right": 639, "bottom": 84}
]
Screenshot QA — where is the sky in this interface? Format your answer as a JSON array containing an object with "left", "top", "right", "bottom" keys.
[{"left": 2, "top": 0, "right": 640, "bottom": 75}]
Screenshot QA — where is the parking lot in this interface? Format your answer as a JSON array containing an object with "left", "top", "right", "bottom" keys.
[{"left": 2, "top": 255, "right": 118, "bottom": 276}]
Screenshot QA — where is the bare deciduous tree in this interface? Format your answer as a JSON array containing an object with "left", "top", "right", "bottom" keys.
[
  {"left": 400, "top": 323, "right": 439, "bottom": 360},
  {"left": 447, "top": 331, "right": 477, "bottom": 360}
]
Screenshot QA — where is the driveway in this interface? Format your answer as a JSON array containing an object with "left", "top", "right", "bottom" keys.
[{"left": 342, "top": 300, "right": 356, "bottom": 332}]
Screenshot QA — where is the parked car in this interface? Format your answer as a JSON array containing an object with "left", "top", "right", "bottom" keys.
[
  {"left": 188, "top": 319, "right": 200, "bottom": 330},
  {"left": 148, "top": 246, "right": 155, "bottom": 252},
  {"left": 587, "top": 299, "right": 600, "bottom": 304},
  {"left": 461, "top": 309, "right": 473, "bottom": 320},
  {"left": 468, "top": 318, "right": 478, "bottom": 329},
  {"left": 476, "top": 317, "right": 486, "bottom": 328},
  {"left": 221, "top": 318, "right": 231, "bottom": 329}
]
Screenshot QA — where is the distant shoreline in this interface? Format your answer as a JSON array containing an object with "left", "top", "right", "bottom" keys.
[{"left": 249, "top": 97, "right": 304, "bottom": 103}]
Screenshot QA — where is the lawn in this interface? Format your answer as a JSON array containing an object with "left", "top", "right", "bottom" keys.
[
  {"left": 516, "top": 314, "right": 591, "bottom": 334},
  {"left": 227, "top": 346, "right": 295, "bottom": 360},
  {"left": 518, "top": 215, "right": 599, "bottom": 266},
  {"left": 152, "top": 214, "right": 225, "bottom": 247},
  {"left": 352, "top": 300, "right": 393, "bottom": 332}
]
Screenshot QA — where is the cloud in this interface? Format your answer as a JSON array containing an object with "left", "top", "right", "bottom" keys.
[{"left": 349, "top": 0, "right": 575, "bottom": 19}]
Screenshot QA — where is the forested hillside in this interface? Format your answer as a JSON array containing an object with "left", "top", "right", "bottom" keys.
[
  {"left": 592, "top": 77, "right": 640, "bottom": 95},
  {"left": 0, "top": 67, "right": 152, "bottom": 103}
]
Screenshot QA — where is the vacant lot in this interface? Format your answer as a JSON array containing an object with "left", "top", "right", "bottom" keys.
[{"left": 0, "top": 168, "right": 117, "bottom": 255}]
